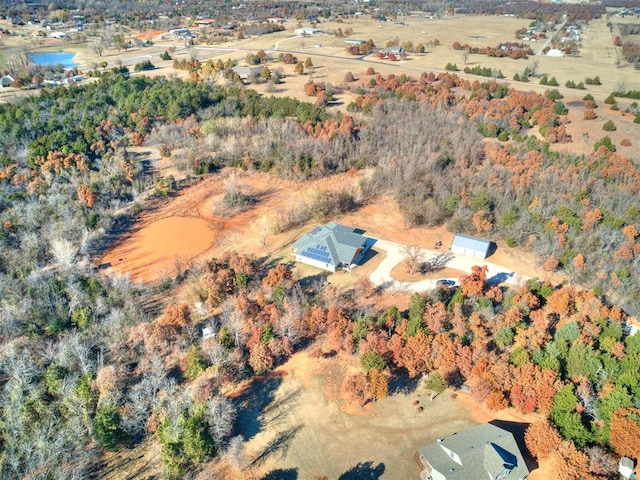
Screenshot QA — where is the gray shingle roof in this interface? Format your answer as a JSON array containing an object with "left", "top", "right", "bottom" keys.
[
  {"left": 417, "top": 423, "right": 529, "bottom": 480},
  {"left": 292, "top": 222, "right": 367, "bottom": 268}
]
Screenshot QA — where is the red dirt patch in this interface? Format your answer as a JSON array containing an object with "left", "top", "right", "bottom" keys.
[{"left": 100, "top": 216, "right": 217, "bottom": 282}]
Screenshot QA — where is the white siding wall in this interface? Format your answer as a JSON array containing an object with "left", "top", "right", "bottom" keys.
[
  {"left": 294, "top": 255, "right": 335, "bottom": 272},
  {"left": 451, "top": 245, "right": 486, "bottom": 259}
]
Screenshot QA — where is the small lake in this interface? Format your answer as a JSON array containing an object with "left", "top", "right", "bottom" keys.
[{"left": 29, "top": 52, "right": 77, "bottom": 67}]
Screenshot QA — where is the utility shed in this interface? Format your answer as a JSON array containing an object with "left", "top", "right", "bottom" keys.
[
  {"left": 619, "top": 456, "right": 635, "bottom": 479},
  {"left": 292, "top": 222, "right": 371, "bottom": 272},
  {"left": 450, "top": 233, "right": 491, "bottom": 259},
  {"left": 415, "top": 423, "right": 530, "bottom": 480}
]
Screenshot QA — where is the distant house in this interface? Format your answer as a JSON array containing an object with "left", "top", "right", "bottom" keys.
[
  {"left": 0, "top": 75, "right": 14, "bottom": 88},
  {"left": 546, "top": 48, "right": 565, "bottom": 57},
  {"left": 295, "top": 27, "right": 321, "bottom": 36},
  {"left": 194, "top": 19, "right": 216, "bottom": 27},
  {"left": 50, "top": 31, "right": 68, "bottom": 39},
  {"left": 169, "top": 27, "right": 190, "bottom": 36},
  {"left": 232, "top": 65, "right": 263, "bottom": 79},
  {"left": 382, "top": 46, "right": 405, "bottom": 56},
  {"left": 292, "top": 222, "right": 372, "bottom": 272},
  {"left": 450, "top": 233, "right": 491, "bottom": 259},
  {"left": 344, "top": 39, "right": 365, "bottom": 45},
  {"left": 415, "top": 423, "right": 530, "bottom": 480}
]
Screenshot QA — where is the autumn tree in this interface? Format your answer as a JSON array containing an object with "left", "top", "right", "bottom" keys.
[
  {"left": 609, "top": 408, "right": 640, "bottom": 460},
  {"left": 262, "top": 264, "right": 292, "bottom": 288},
  {"left": 248, "top": 342, "right": 274, "bottom": 374},
  {"left": 342, "top": 372, "right": 369, "bottom": 406},
  {"left": 552, "top": 441, "right": 590, "bottom": 480},
  {"left": 368, "top": 368, "right": 388, "bottom": 401},
  {"left": 459, "top": 265, "right": 487, "bottom": 298},
  {"left": 525, "top": 420, "right": 562, "bottom": 460}
]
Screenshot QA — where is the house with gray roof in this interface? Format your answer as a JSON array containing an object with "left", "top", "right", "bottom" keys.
[
  {"left": 450, "top": 233, "right": 491, "bottom": 259},
  {"left": 232, "top": 65, "right": 264, "bottom": 80},
  {"left": 415, "top": 423, "right": 529, "bottom": 480},
  {"left": 292, "top": 222, "right": 372, "bottom": 272}
]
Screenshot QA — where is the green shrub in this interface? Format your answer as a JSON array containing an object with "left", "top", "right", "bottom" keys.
[
  {"left": 445, "top": 62, "right": 459, "bottom": 71},
  {"left": 583, "top": 93, "right": 594, "bottom": 101},
  {"left": 604, "top": 93, "right": 616, "bottom": 104},
  {"left": 594, "top": 136, "right": 616, "bottom": 152},
  {"left": 94, "top": 405, "right": 126, "bottom": 451},
  {"left": 602, "top": 120, "right": 617, "bottom": 131},
  {"left": 360, "top": 351, "right": 387, "bottom": 371},
  {"left": 546, "top": 89, "right": 563, "bottom": 101},
  {"left": 553, "top": 101, "right": 568, "bottom": 115},
  {"left": 133, "top": 60, "right": 155, "bottom": 71}
]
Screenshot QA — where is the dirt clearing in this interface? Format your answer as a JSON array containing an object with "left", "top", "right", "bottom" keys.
[
  {"left": 206, "top": 349, "right": 547, "bottom": 480},
  {"left": 231, "top": 351, "right": 476, "bottom": 479}
]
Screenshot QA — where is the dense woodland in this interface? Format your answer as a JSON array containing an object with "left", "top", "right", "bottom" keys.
[{"left": 0, "top": 69, "right": 639, "bottom": 479}]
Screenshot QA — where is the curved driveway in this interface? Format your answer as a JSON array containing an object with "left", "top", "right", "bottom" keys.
[{"left": 368, "top": 238, "right": 527, "bottom": 293}]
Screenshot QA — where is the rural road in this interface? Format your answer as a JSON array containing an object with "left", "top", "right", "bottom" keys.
[
  {"left": 535, "top": 19, "right": 567, "bottom": 55},
  {"left": 368, "top": 238, "right": 527, "bottom": 293}
]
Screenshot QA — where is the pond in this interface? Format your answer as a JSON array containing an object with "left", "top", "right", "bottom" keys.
[{"left": 29, "top": 51, "right": 77, "bottom": 67}]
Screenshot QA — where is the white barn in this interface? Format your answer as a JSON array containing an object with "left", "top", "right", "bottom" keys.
[
  {"left": 295, "top": 27, "right": 321, "bottom": 36},
  {"left": 450, "top": 233, "right": 491, "bottom": 259}
]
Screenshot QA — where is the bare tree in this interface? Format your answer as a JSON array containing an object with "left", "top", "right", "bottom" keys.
[
  {"left": 207, "top": 395, "right": 236, "bottom": 446},
  {"left": 91, "top": 39, "right": 105, "bottom": 57},
  {"left": 50, "top": 238, "right": 78, "bottom": 269},
  {"left": 529, "top": 58, "right": 539, "bottom": 77},
  {"left": 402, "top": 245, "right": 424, "bottom": 275},
  {"left": 225, "top": 435, "right": 246, "bottom": 473}
]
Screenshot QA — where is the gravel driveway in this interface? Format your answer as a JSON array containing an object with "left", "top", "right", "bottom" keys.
[{"left": 369, "top": 238, "right": 527, "bottom": 292}]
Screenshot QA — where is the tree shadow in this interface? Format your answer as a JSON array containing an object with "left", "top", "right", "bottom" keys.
[
  {"left": 230, "top": 371, "right": 285, "bottom": 441},
  {"left": 487, "top": 271, "right": 514, "bottom": 286},
  {"left": 388, "top": 372, "right": 421, "bottom": 395},
  {"left": 250, "top": 424, "right": 304, "bottom": 467},
  {"left": 422, "top": 252, "right": 453, "bottom": 273},
  {"left": 489, "top": 419, "right": 538, "bottom": 472},
  {"left": 338, "top": 461, "right": 386, "bottom": 480},
  {"left": 262, "top": 467, "right": 298, "bottom": 480}
]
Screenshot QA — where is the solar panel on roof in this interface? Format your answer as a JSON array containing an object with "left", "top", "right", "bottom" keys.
[{"left": 301, "top": 247, "right": 330, "bottom": 263}]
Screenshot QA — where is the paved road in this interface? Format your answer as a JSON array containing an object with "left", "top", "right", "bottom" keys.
[{"left": 368, "top": 238, "right": 527, "bottom": 293}]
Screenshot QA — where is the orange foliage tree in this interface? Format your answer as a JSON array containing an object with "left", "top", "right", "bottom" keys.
[
  {"left": 460, "top": 265, "right": 487, "bottom": 298},
  {"left": 552, "top": 441, "right": 590, "bottom": 480},
  {"left": 609, "top": 408, "right": 640, "bottom": 460},
  {"left": 525, "top": 420, "right": 562, "bottom": 460}
]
